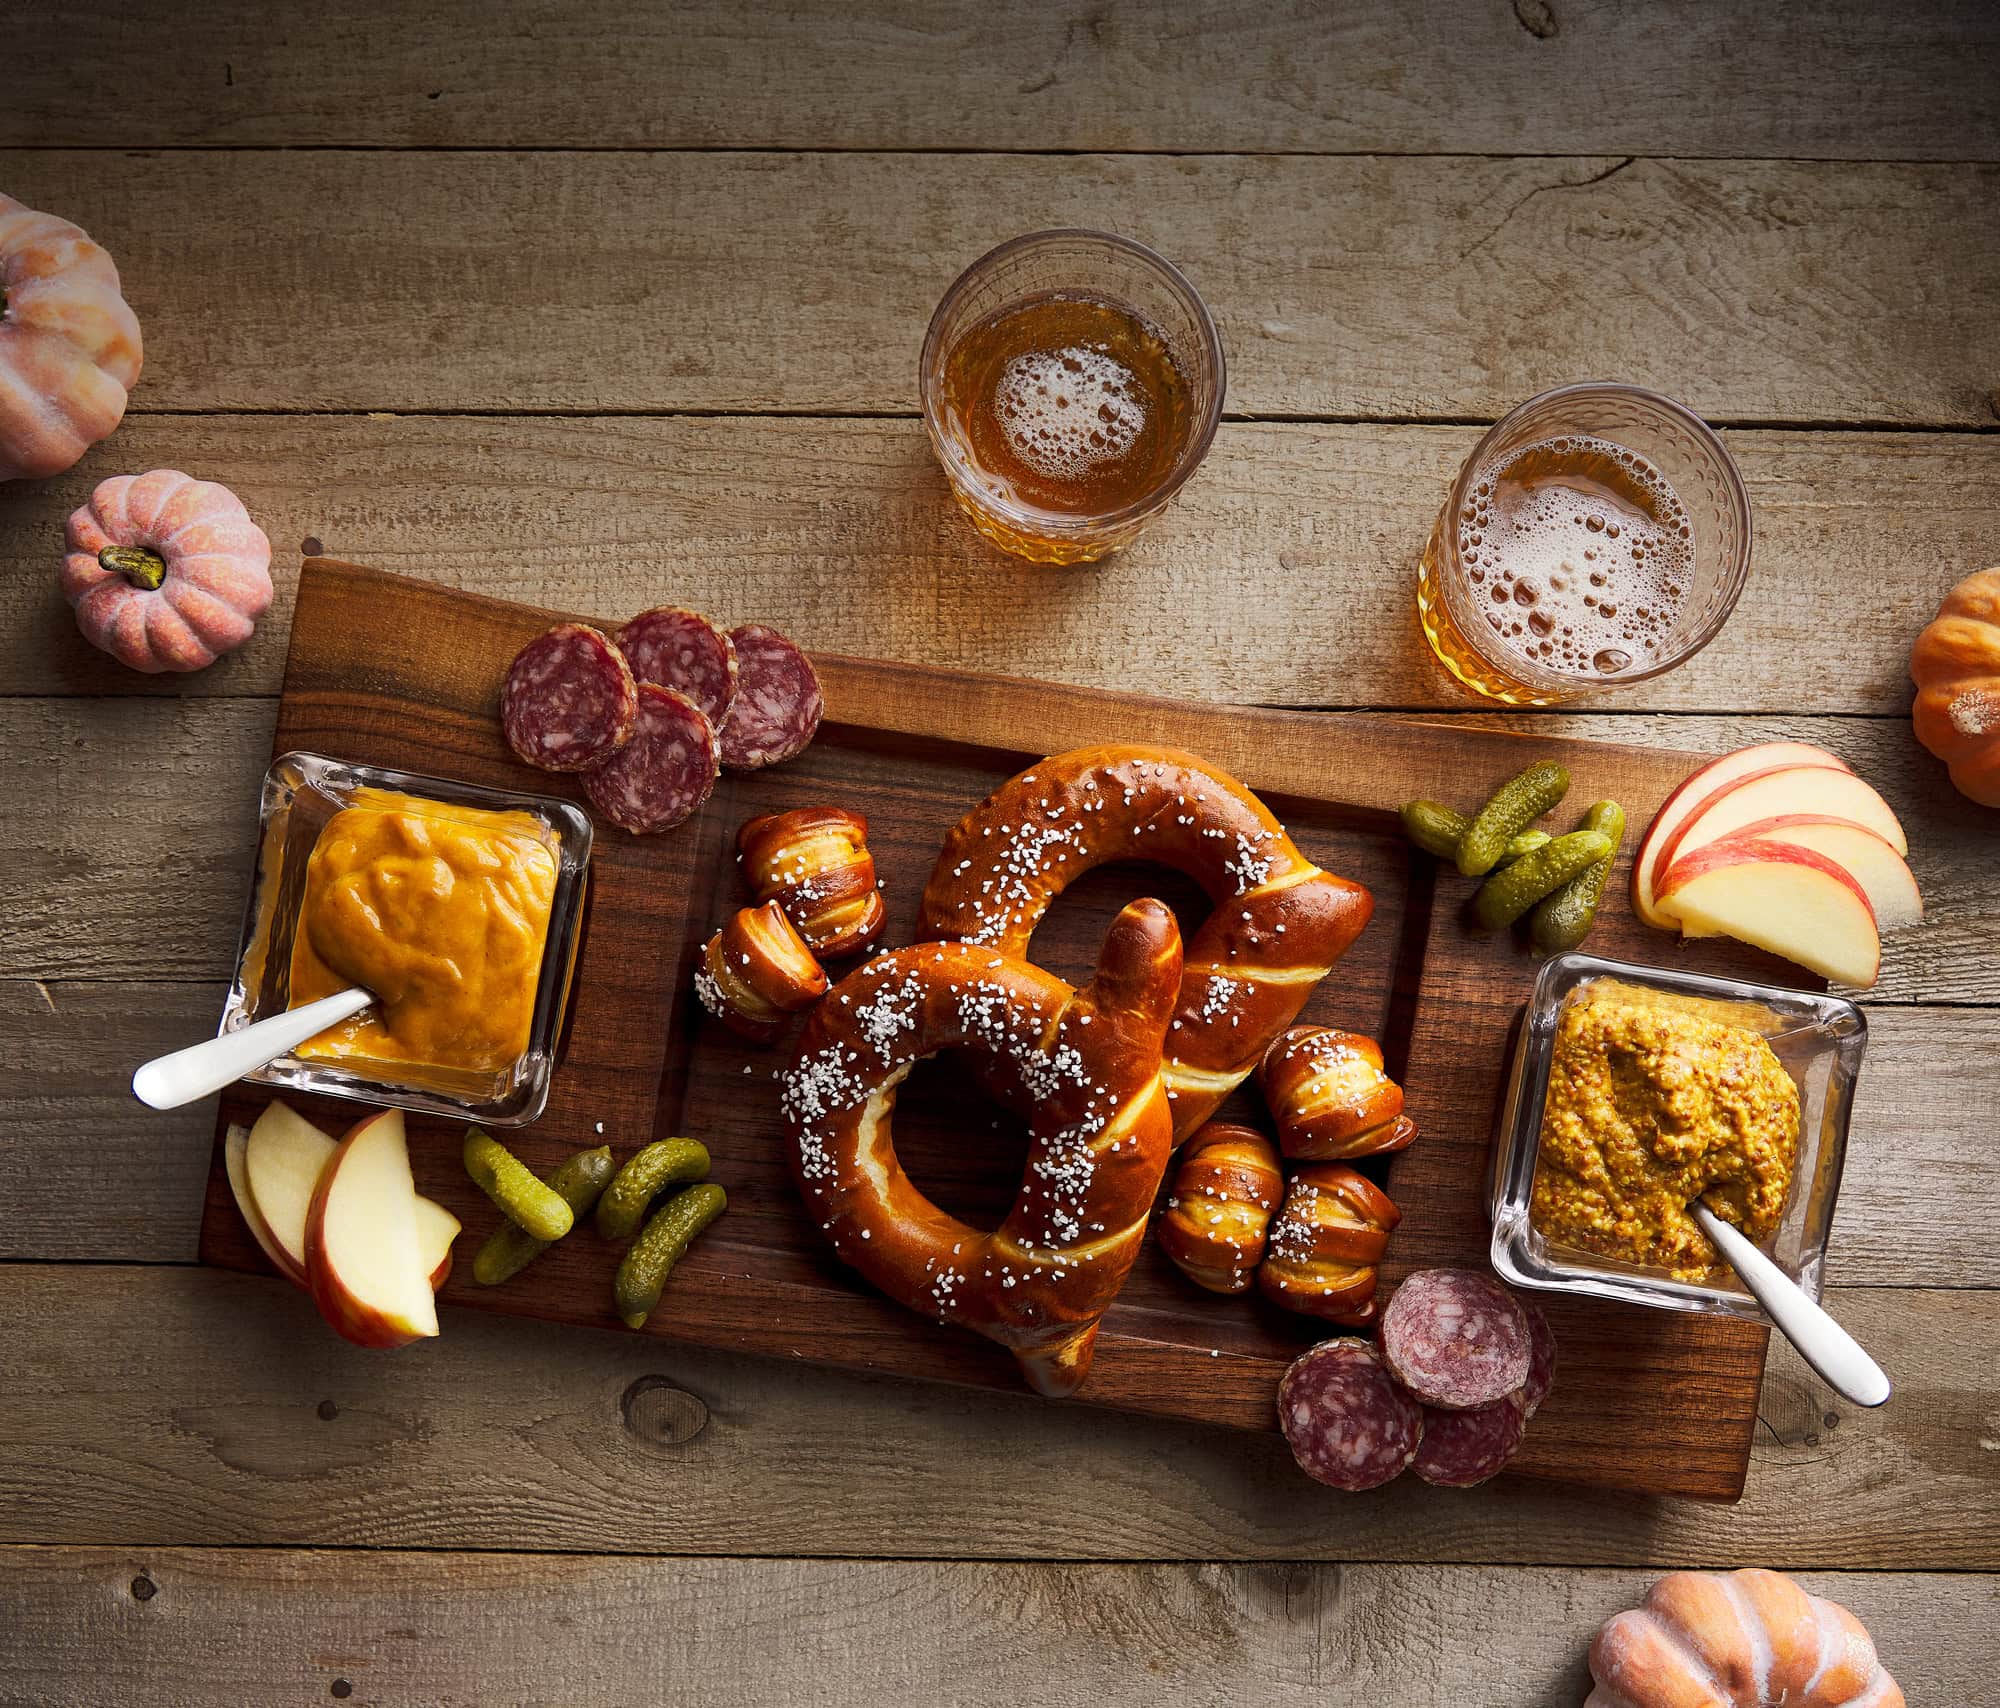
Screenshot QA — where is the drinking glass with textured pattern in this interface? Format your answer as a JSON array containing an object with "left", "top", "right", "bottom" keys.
[
  {"left": 1418, "top": 383, "right": 1752, "bottom": 704},
  {"left": 921, "top": 230, "right": 1224, "bottom": 565}
]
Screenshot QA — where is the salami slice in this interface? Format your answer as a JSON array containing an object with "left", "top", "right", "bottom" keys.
[
  {"left": 501, "top": 622, "right": 638, "bottom": 774},
  {"left": 1412, "top": 1394, "right": 1526, "bottom": 1488},
  {"left": 617, "top": 607, "right": 739, "bottom": 727},
  {"left": 1378, "top": 1268, "right": 1532, "bottom": 1411},
  {"left": 581, "top": 683, "right": 720, "bottom": 834},
  {"left": 719, "top": 623, "right": 823, "bottom": 771},
  {"left": 1277, "top": 1338, "right": 1423, "bottom": 1491},
  {"left": 1517, "top": 1295, "right": 1557, "bottom": 1420}
]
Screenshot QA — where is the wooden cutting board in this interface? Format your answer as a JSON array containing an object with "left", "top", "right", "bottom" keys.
[{"left": 199, "top": 558, "right": 1782, "bottom": 1502}]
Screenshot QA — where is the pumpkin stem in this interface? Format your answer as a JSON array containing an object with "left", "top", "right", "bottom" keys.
[{"left": 99, "top": 544, "right": 168, "bottom": 591}]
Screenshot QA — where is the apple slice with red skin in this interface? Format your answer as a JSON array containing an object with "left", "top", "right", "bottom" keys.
[
  {"left": 1668, "top": 814, "right": 1923, "bottom": 933},
  {"left": 1644, "top": 764, "right": 1904, "bottom": 923},
  {"left": 1655, "top": 835, "right": 1881, "bottom": 987},
  {"left": 415, "top": 1195, "right": 461, "bottom": 1291},
  {"left": 224, "top": 1122, "right": 296, "bottom": 1280},
  {"left": 304, "top": 1107, "right": 440, "bottom": 1348},
  {"left": 1632, "top": 741, "right": 1852, "bottom": 928},
  {"left": 241, "top": 1099, "right": 337, "bottom": 1285},
  {"left": 238, "top": 1100, "right": 457, "bottom": 1293}
]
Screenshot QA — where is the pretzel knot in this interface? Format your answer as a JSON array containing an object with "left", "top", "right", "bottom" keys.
[
  {"left": 917, "top": 744, "right": 1374, "bottom": 1139},
  {"left": 781, "top": 898, "right": 1183, "bottom": 1397}
]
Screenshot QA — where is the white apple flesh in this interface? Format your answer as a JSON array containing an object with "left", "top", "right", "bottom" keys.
[
  {"left": 1631, "top": 741, "right": 1852, "bottom": 928},
  {"left": 224, "top": 1122, "right": 297, "bottom": 1281},
  {"left": 415, "top": 1195, "right": 462, "bottom": 1290},
  {"left": 1656, "top": 836, "right": 1881, "bottom": 987},
  {"left": 1708, "top": 815, "right": 1923, "bottom": 933},
  {"left": 305, "top": 1107, "right": 440, "bottom": 1348},
  {"left": 1651, "top": 766, "right": 1905, "bottom": 913},
  {"left": 242, "top": 1099, "right": 338, "bottom": 1286}
]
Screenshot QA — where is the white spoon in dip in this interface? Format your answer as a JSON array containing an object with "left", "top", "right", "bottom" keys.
[
  {"left": 131, "top": 986, "right": 374, "bottom": 1111},
  {"left": 1690, "top": 1201, "right": 1890, "bottom": 1408}
]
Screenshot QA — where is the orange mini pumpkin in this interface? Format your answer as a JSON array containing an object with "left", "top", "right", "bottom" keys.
[
  {"left": 1588, "top": 1568, "right": 1902, "bottom": 1708},
  {"left": 0, "top": 194, "right": 143, "bottom": 482},
  {"left": 1910, "top": 566, "right": 2000, "bottom": 807}
]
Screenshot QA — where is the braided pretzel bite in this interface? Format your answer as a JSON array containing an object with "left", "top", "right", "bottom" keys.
[
  {"left": 695, "top": 902, "right": 829, "bottom": 1044},
  {"left": 1156, "top": 1122, "right": 1284, "bottom": 1294},
  {"left": 917, "top": 745, "right": 1373, "bottom": 1141},
  {"left": 1257, "top": 1163, "right": 1401, "bottom": 1324},
  {"left": 736, "top": 807, "right": 886, "bottom": 958},
  {"left": 782, "top": 899, "right": 1182, "bottom": 1397},
  {"left": 1257, "top": 1026, "right": 1417, "bottom": 1162}
]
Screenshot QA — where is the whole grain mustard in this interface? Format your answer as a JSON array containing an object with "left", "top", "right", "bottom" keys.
[{"left": 1530, "top": 982, "right": 1800, "bottom": 1282}]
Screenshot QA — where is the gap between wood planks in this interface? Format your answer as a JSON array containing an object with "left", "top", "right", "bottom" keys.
[
  {"left": 1, "top": 1539, "right": 1984, "bottom": 1575},
  {"left": 111, "top": 405, "right": 2000, "bottom": 433},
  {"left": 22, "top": 145, "right": 2000, "bottom": 168}
]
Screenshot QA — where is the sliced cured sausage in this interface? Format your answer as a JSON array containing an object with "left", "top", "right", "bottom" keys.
[
  {"left": 719, "top": 623, "right": 822, "bottom": 771},
  {"left": 1378, "top": 1268, "right": 1532, "bottom": 1411},
  {"left": 1277, "top": 1338, "right": 1423, "bottom": 1491},
  {"left": 1518, "top": 1294, "right": 1557, "bottom": 1420},
  {"left": 582, "top": 682, "right": 720, "bottom": 834},
  {"left": 501, "top": 622, "right": 638, "bottom": 773},
  {"left": 617, "top": 607, "right": 739, "bottom": 726},
  {"left": 1411, "top": 1394, "right": 1526, "bottom": 1487}
]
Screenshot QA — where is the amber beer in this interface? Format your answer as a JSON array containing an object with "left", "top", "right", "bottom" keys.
[
  {"left": 1416, "top": 386, "right": 1752, "bottom": 704},
  {"left": 936, "top": 294, "right": 1195, "bottom": 546},
  {"left": 921, "top": 232, "right": 1224, "bottom": 564}
]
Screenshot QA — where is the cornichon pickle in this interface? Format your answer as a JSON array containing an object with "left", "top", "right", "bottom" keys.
[
  {"left": 1471, "top": 829, "right": 1612, "bottom": 930},
  {"left": 614, "top": 1183, "right": 727, "bottom": 1329},
  {"left": 1401, "top": 801, "right": 1551, "bottom": 865},
  {"left": 463, "top": 1127, "right": 574, "bottom": 1243},
  {"left": 472, "top": 1145, "right": 615, "bottom": 1287},
  {"left": 1530, "top": 800, "right": 1627, "bottom": 953},
  {"left": 1456, "top": 760, "right": 1572, "bottom": 877},
  {"left": 595, "top": 1137, "right": 711, "bottom": 1242},
  {"left": 1400, "top": 799, "right": 1469, "bottom": 859}
]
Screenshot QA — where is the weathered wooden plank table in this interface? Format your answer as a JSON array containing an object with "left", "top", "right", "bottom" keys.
[{"left": 4, "top": 3, "right": 1996, "bottom": 1700}]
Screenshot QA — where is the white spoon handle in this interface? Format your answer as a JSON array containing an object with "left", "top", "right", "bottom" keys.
[
  {"left": 1692, "top": 1202, "right": 1891, "bottom": 1408},
  {"left": 131, "top": 987, "right": 374, "bottom": 1111}
]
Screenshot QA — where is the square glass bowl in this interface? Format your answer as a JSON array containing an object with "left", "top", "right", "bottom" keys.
[
  {"left": 219, "top": 752, "right": 592, "bottom": 1126},
  {"left": 1490, "top": 951, "right": 1866, "bottom": 1320}
]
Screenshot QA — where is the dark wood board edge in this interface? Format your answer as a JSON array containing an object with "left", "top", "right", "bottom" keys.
[{"left": 196, "top": 558, "right": 1783, "bottom": 1502}]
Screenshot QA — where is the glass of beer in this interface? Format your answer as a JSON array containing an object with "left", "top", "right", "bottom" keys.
[
  {"left": 920, "top": 230, "right": 1225, "bottom": 564},
  {"left": 1417, "top": 383, "right": 1752, "bottom": 704}
]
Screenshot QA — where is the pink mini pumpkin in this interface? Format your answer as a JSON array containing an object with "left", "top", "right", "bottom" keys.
[
  {"left": 1, "top": 194, "right": 143, "bottom": 482},
  {"left": 63, "top": 470, "right": 273, "bottom": 673}
]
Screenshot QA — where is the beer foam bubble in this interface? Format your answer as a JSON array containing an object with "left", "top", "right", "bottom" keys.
[
  {"left": 1457, "top": 435, "right": 1694, "bottom": 678},
  {"left": 993, "top": 346, "right": 1147, "bottom": 481}
]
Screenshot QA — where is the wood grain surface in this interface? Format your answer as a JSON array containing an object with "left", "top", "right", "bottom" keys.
[
  {"left": 10, "top": 0, "right": 1998, "bottom": 159},
  {"left": 7, "top": 0, "right": 1996, "bottom": 1693},
  {"left": 10, "top": 697, "right": 1989, "bottom": 1002},
  {"left": 12, "top": 984, "right": 1991, "bottom": 1284},
  {"left": 1, "top": 1269, "right": 1991, "bottom": 1567},
  {"left": 193, "top": 559, "right": 1797, "bottom": 1497},
  {"left": 3, "top": 151, "right": 1995, "bottom": 424},
  {"left": 2, "top": 1546, "right": 1989, "bottom": 1708},
  {"left": 8, "top": 418, "right": 1999, "bottom": 716}
]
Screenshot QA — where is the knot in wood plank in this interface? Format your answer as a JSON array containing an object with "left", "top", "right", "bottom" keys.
[
  {"left": 621, "top": 1375, "right": 709, "bottom": 1448},
  {"left": 1513, "top": 0, "right": 1559, "bottom": 38}
]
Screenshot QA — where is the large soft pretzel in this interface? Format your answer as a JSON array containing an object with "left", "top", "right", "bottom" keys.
[
  {"left": 918, "top": 745, "right": 1373, "bottom": 1139},
  {"left": 781, "top": 899, "right": 1182, "bottom": 1397}
]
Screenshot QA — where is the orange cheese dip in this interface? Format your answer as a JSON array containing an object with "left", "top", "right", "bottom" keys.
[{"left": 288, "top": 794, "right": 558, "bottom": 1083}]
